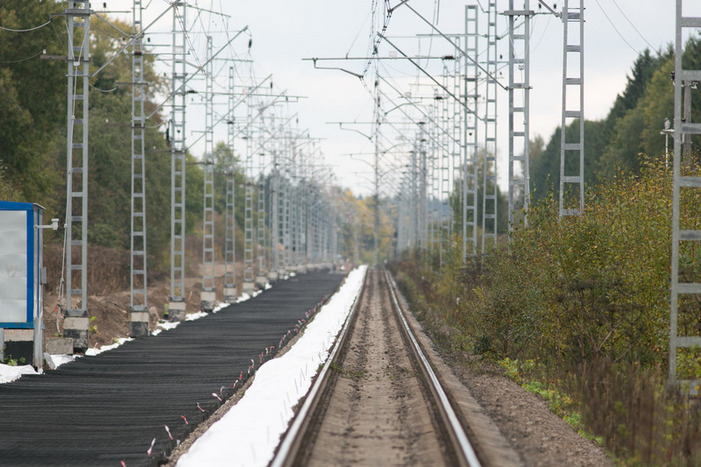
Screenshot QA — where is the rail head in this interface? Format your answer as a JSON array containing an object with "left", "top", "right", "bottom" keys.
[
  {"left": 383, "top": 268, "right": 482, "bottom": 467},
  {"left": 270, "top": 266, "right": 369, "bottom": 467}
]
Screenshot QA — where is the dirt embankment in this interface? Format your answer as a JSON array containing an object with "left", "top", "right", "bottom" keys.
[{"left": 42, "top": 241, "right": 245, "bottom": 348}]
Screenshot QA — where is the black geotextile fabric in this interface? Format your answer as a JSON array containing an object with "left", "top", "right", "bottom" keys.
[{"left": 0, "top": 271, "right": 345, "bottom": 467}]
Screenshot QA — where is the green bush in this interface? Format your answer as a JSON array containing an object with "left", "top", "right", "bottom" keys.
[{"left": 391, "top": 158, "right": 701, "bottom": 464}]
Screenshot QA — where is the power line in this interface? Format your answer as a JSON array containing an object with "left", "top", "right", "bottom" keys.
[
  {"left": 594, "top": 0, "right": 641, "bottom": 55},
  {"left": 0, "top": 50, "right": 43, "bottom": 64},
  {"left": 0, "top": 19, "right": 52, "bottom": 33},
  {"left": 609, "top": 0, "right": 657, "bottom": 52}
]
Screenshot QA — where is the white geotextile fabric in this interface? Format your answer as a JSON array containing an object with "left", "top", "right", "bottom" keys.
[{"left": 177, "top": 265, "right": 367, "bottom": 467}]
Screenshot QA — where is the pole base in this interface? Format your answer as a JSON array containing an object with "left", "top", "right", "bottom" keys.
[
  {"left": 130, "top": 309, "right": 149, "bottom": 337},
  {"left": 168, "top": 300, "right": 187, "bottom": 321},
  {"left": 63, "top": 316, "right": 89, "bottom": 353},
  {"left": 223, "top": 287, "right": 237, "bottom": 303},
  {"left": 201, "top": 290, "right": 216, "bottom": 312}
]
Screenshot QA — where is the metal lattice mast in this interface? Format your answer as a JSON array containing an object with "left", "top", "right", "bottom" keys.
[
  {"left": 293, "top": 172, "right": 302, "bottom": 269},
  {"left": 507, "top": 1, "right": 532, "bottom": 230},
  {"left": 63, "top": 1, "right": 91, "bottom": 352},
  {"left": 429, "top": 115, "right": 438, "bottom": 259},
  {"left": 281, "top": 153, "right": 291, "bottom": 272},
  {"left": 269, "top": 144, "right": 280, "bottom": 281},
  {"left": 450, "top": 34, "right": 464, "bottom": 265},
  {"left": 410, "top": 144, "right": 418, "bottom": 249},
  {"left": 420, "top": 126, "right": 429, "bottom": 253},
  {"left": 427, "top": 128, "right": 435, "bottom": 258},
  {"left": 130, "top": 0, "right": 148, "bottom": 336},
  {"left": 451, "top": 50, "right": 463, "bottom": 263},
  {"left": 223, "top": 65, "right": 237, "bottom": 302},
  {"left": 256, "top": 148, "right": 267, "bottom": 286},
  {"left": 168, "top": 1, "right": 187, "bottom": 320},
  {"left": 669, "top": 0, "right": 701, "bottom": 392},
  {"left": 558, "top": 0, "right": 585, "bottom": 217},
  {"left": 440, "top": 70, "right": 451, "bottom": 267},
  {"left": 463, "top": 4, "right": 479, "bottom": 262},
  {"left": 201, "top": 36, "right": 216, "bottom": 312},
  {"left": 289, "top": 152, "right": 299, "bottom": 269},
  {"left": 243, "top": 91, "right": 255, "bottom": 294},
  {"left": 482, "top": 0, "right": 499, "bottom": 253},
  {"left": 298, "top": 180, "right": 305, "bottom": 269}
]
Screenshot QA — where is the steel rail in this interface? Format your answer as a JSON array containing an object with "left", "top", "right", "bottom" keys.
[
  {"left": 383, "top": 268, "right": 482, "bottom": 467},
  {"left": 270, "top": 268, "right": 369, "bottom": 467},
  {"left": 272, "top": 267, "right": 481, "bottom": 466}
]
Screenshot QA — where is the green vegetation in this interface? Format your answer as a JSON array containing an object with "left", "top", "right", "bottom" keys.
[
  {"left": 0, "top": 5, "right": 375, "bottom": 286},
  {"left": 392, "top": 39, "right": 701, "bottom": 465}
]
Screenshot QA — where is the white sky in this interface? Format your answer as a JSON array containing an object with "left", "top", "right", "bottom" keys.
[{"left": 104, "top": 1, "right": 701, "bottom": 196}]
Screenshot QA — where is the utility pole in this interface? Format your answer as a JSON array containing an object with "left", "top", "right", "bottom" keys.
[
  {"left": 63, "top": 1, "right": 91, "bottom": 352},
  {"left": 463, "top": 4, "right": 479, "bottom": 263},
  {"left": 506, "top": 1, "right": 532, "bottom": 230},
  {"left": 242, "top": 89, "right": 255, "bottom": 295},
  {"left": 482, "top": 0, "right": 499, "bottom": 253},
  {"left": 450, "top": 48, "right": 463, "bottom": 267},
  {"left": 270, "top": 144, "right": 280, "bottom": 281},
  {"left": 281, "top": 150, "right": 292, "bottom": 273},
  {"left": 373, "top": 77, "right": 381, "bottom": 266},
  {"left": 201, "top": 36, "right": 216, "bottom": 312},
  {"left": 130, "top": 0, "right": 148, "bottom": 336},
  {"left": 440, "top": 67, "right": 451, "bottom": 268},
  {"left": 419, "top": 123, "right": 429, "bottom": 255},
  {"left": 256, "top": 146, "right": 268, "bottom": 287},
  {"left": 558, "top": 0, "right": 585, "bottom": 217},
  {"left": 669, "top": 0, "right": 701, "bottom": 393},
  {"left": 168, "top": 1, "right": 187, "bottom": 320},
  {"left": 223, "top": 65, "right": 237, "bottom": 302}
]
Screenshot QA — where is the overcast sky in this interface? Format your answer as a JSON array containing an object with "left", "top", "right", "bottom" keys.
[{"left": 104, "top": 1, "right": 701, "bottom": 196}]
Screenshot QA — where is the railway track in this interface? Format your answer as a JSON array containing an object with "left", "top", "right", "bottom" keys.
[{"left": 272, "top": 267, "right": 481, "bottom": 466}]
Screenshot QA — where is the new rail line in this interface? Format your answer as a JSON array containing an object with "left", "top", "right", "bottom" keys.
[{"left": 272, "top": 267, "right": 481, "bottom": 466}]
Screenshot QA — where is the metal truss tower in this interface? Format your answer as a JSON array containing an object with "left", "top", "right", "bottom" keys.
[
  {"left": 256, "top": 150, "right": 268, "bottom": 287},
  {"left": 482, "top": 0, "right": 499, "bottom": 252},
  {"left": 130, "top": 0, "right": 148, "bottom": 336},
  {"left": 223, "top": 66, "right": 237, "bottom": 302},
  {"left": 463, "top": 4, "right": 479, "bottom": 263},
  {"left": 558, "top": 0, "right": 585, "bottom": 217},
  {"left": 506, "top": 1, "right": 532, "bottom": 230},
  {"left": 282, "top": 172, "right": 292, "bottom": 272},
  {"left": 440, "top": 69, "right": 451, "bottom": 268},
  {"left": 450, "top": 50, "right": 463, "bottom": 263},
  {"left": 242, "top": 93, "right": 255, "bottom": 294},
  {"left": 270, "top": 148, "right": 280, "bottom": 281},
  {"left": 63, "top": 1, "right": 91, "bottom": 351},
  {"left": 201, "top": 36, "right": 216, "bottom": 312},
  {"left": 669, "top": 0, "right": 701, "bottom": 392},
  {"left": 168, "top": 1, "right": 187, "bottom": 320}
]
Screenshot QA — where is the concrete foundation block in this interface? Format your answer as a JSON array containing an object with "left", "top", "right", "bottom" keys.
[
  {"left": 63, "top": 329, "right": 88, "bottom": 353},
  {"left": 242, "top": 281, "right": 256, "bottom": 295},
  {"left": 168, "top": 301, "right": 186, "bottom": 321},
  {"left": 63, "top": 317, "right": 89, "bottom": 331},
  {"left": 45, "top": 337, "right": 74, "bottom": 355},
  {"left": 63, "top": 316, "right": 89, "bottom": 352},
  {"left": 130, "top": 310, "right": 150, "bottom": 337},
  {"left": 223, "top": 287, "right": 237, "bottom": 302},
  {"left": 200, "top": 290, "right": 216, "bottom": 312},
  {"left": 130, "top": 321, "right": 149, "bottom": 337}
]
